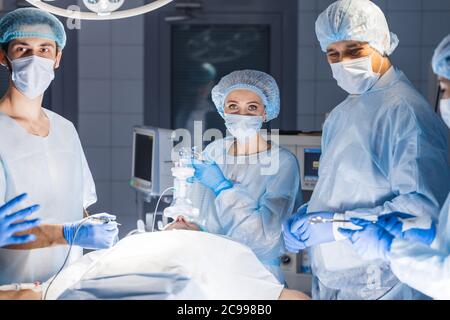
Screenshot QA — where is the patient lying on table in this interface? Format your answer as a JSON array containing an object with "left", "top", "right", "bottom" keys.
[{"left": 1, "top": 217, "right": 309, "bottom": 300}]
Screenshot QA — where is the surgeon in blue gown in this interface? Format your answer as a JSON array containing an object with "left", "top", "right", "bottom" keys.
[
  {"left": 186, "top": 70, "right": 302, "bottom": 284},
  {"left": 283, "top": 0, "right": 450, "bottom": 300},
  {"left": 338, "top": 34, "right": 450, "bottom": 301}
]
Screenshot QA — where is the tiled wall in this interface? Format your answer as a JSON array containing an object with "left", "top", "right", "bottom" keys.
[
  {"left": 77, "top": 0, "right": 450, "bottom": 235},
  {"left": 297, "top": 0, "right": 450, "bottom": 131},
  {"left": 77, "top": 0, "right": 145, "bottom": 236}
]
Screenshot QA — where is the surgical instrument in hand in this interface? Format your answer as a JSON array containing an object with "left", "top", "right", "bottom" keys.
[{"left": 308, "top": 216, "right": 352, "bottom": 225}]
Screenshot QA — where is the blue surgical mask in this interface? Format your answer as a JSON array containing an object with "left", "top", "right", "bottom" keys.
[
  {"left": 8, "top": 55, "right": 55, "bottom": 99},
  {"left": 224, "top": 114, "right": 264, "bottom": 144}
]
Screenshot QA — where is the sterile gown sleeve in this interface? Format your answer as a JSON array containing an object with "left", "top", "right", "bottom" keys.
[
  {"left": 75, "top": 133, "right": 97, "bottom": 210},
  {"left": 389, "top": 239, "right": 450, "bottom": 300},
  {"left": 388, "top": 194, "right": 450, "bottom": 300},
  {"left": 214, "top": 154, "right": 300, "bottom": 260},
  {"left": 333, "top": 105, "right": 450, "bottom": 240},
  {"left": 0, "top": 159, "right": 5, "bottom": 202}
]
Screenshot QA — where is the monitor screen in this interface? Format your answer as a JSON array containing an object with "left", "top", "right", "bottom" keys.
[
  {"left": 134, "top": 133, "right": 154, "bottom": 183},
  {"left": 304, "top": 148, "right": 321, "bottom": 179}
]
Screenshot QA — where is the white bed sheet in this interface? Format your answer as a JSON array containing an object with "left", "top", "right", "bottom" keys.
[{"left": 43, "top": 230, "right": 284, "bottom": 300}]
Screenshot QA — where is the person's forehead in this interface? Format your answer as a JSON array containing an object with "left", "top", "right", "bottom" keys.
[
  {"left": 226, "top": 89, "right": 263, "bottom": 102},
  {"left": 9, "top": 37, "right": 56, "bottom": 47}
]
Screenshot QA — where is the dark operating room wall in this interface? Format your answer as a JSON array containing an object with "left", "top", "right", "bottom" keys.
[
  {"left": 144, "top": 0, "right": 299, "bottom": 132},
  {"left": 77, "top": 0, "right": 146, "bottom": 236}
]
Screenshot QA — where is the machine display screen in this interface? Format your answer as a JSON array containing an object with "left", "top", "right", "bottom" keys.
[
  {"left": 134, "top": 133, "right": 153, "bottom": 182},
  {"left": 304, "top": 148, "right": 321, "bottom": 178}
]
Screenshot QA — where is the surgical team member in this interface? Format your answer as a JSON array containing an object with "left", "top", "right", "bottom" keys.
[
  {"left": 0, "top": 8, "right": 118, "bottom": 285},
  {"left": 188, "top": 70, "right": 301, "bottom": 283},
  {"left": 339, "top": 34, "right": 450, "bottom": 300},
  {"left": 283, "top": 0, "right": 450, "bottom": 299}
]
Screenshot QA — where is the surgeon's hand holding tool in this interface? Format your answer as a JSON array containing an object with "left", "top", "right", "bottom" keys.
[
  {"left": 283, "top": 203, "right": 339, "bottom": 252},
  {"left": 162, "top": 147, "right": 232, "bottom": 230},
  {"left": 0, "top": 193, "right": 41, "bottom": 248},
  {"left": 44, "top": 213, "right": 120, "bottom": 300},
  {"left": 189, "top": 159, "right": 233, "bottom": 197},
  {"left": 63, "top": 213, "right": 119, "bottom": 250},
  {"left": 283, "top": 203, "right": 380, "bottom": 252},
  {"left": 338, "top": 212, "right": 437, "bottom": 262},
  {"left": 374, "top": 212, "right": 437, "bottom": 245}
]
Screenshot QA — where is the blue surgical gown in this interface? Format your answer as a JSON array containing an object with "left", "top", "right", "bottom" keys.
[
  {"left": 188, "top": 137, "right": 302, "bottom": 283},
  {"left": 389, "top": 193, "right": 450, "bottom": 300},
  {"left": 308, "top": 67, "right": 450, "bottom": 299}
]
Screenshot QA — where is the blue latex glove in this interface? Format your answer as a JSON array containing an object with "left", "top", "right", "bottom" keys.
[
  {"left": 190, "top": 159, "right": 233, "bottom": 196},
  {"left": 283, "top": 205, "right": 336, "bottom": 252},
  {"left": 339, "top": 218, "right": 394, "bottom": 261},
  {"left": 63, "top": 213, "right": 119, "bottom": 250},
  {"left": 0, "top": 193, "right": 41, "bottom": 247},
  {"left": 377, "top": 212, "right": 436, "bottom": 245},
  {"left": 283, "top": 204, "right": 308, "bottom": 252}
]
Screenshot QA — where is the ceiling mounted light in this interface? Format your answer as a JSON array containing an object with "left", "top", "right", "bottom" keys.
[
  {"left": 25, "top": 0, "right": 173, "bottom": 20},
  {"left": 83, "top": 0, "right": 125, "bottom": 16}
]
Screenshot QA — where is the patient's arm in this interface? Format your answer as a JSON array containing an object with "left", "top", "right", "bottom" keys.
[
  {"left": 0, "top": 283, "right": 42, "bottom": 300},
  {"left": 0, "top": 289, "right": 42, "bottom": 300},
  {"left": 278, "top": 289, "right": 311, "bottom": 300},
  {"left": 4, "top": 224, "right": 67, "bottom": 250}
]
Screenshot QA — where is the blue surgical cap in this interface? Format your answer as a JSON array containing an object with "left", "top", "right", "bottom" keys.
[
  {"left": 211, "top": 70, "right": 280, "bottom": 121},
  {"left": 0, "top": 8, "right": 66, "bottom": 50},
  {"left": 432, "top": 35, "right": 450, "bottom": 80},
  {"left": 315, "top": 0, "right": 399, "bottom": 56}
]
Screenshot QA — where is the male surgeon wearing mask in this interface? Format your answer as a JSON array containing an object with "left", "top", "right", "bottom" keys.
[
  {"left": 0, "top": 8, "right": 119, "bottom": 285},
  {"left": 283, "top": 0, "right": 450, "bottom": 300},
  {"left": 187, "top": 70, "right": 301, "bottom": 283},
  {"left": 339, "top": 34, "right": 450, "bottom": 300}
]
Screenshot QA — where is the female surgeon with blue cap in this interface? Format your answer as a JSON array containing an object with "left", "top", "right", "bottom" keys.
[
  {"left": 338, "top": 34, "right": 450, "bottom": 300},
  {"left": 283, "top": 0, "right": 450, "bottom": 300},
  {"left": 0, "top": 8, "right": 119, "bottom": 286},
  {"left": 187, "top": 70, "right": 301, "bottom": 283}
]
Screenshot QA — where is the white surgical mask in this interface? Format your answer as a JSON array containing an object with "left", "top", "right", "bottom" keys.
[
  {"left": 440, "top": 98, "right": 450, "bottom": 128},
  {"left": 224, "top": 114, "right": 264, "bottom": 144},
  {"left": 330, "top": 54, "right": 382, "bottom": 95},
  {"left": 8, "top": 55, "right": 55, "bottom": 99}
]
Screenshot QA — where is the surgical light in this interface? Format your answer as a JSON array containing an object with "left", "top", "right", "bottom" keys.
[
  {"left": 83, "top": 0, "right": 125, "bottom": 16},
  {"left": 25, "top": 0, "right": 173, "bottom": 20}
]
